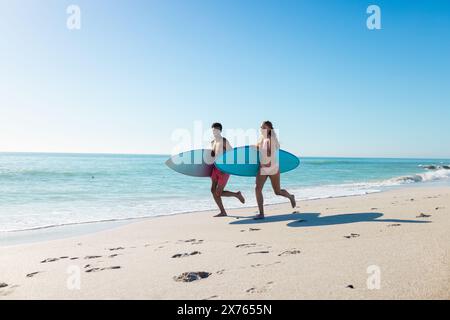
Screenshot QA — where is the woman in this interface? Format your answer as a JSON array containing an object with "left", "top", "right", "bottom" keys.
[{"left": 254, "top": 121, "right": 296, "bottom": 219}]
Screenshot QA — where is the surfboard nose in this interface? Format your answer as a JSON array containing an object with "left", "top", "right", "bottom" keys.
[{"left": 165, "top": 158, "right": 174, "bottom": 168}]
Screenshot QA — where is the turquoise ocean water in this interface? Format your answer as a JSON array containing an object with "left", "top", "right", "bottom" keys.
[{"left": 0, "top": 152, "right": 449, "bottom": 233}]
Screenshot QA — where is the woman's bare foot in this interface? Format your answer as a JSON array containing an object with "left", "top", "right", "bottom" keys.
[
  {"left": 214, "top": 212, "right": 227, "bottom": 217},
  {"left": 237, "top": 191, "right": 245, "bottom": 204},
  {"left": 253, "top": 214, "right": 265, "bottom": 220}
]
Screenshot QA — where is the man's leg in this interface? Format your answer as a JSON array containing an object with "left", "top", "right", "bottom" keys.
[
  {"left": 211, "top": 180, "right": 227, "bottom": 217},
  {"left": 221, "top": 190, "right": 245, "bottom": 204}
]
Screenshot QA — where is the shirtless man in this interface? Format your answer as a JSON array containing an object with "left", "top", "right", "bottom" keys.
[{"left": 210, "top": 122, "right": 245, "bottom": 217}]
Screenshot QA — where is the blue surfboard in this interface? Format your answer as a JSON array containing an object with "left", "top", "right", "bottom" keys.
[
  {"left": 215, "top": 146, "right": 300, "bottom": 177},
  {"left": 165, "top": 149, "right": 215, "bottom": 177}
]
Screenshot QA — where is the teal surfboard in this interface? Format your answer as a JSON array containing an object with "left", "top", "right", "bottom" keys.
[
  {"left": 165, "top": 149, "right": 214, "bottom": 177},
  {"left": 215, "top": 146, "right": 300, "bottom": 177}
]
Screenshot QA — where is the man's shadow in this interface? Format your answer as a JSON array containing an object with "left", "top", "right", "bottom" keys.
[{"left": 228, "top": 212, "right": 429, "bottom": 227}]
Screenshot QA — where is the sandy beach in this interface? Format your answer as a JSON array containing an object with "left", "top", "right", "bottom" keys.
[{"left": 1, "top": 186, "right": 449, "bottom": 300}]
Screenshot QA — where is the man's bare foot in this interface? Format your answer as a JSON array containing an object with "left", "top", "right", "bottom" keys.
[
  {"left": 214, "top": 212, "right": 227, "bottom": 217},
  {"left": 237, "top": 191, "right": 245, "bottom": 204},
  {"left": 253, "top": 214, "right": 265, "bottom": 220},
  {"left": 289, "top": 195, "right": 296, "bottom": 209}
]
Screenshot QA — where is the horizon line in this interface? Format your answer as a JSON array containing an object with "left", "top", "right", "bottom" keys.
[{"left": 0, "top": 150, "right": 449, "bottom": 161}]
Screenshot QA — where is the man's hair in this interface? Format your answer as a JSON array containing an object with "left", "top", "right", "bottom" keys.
[{"left": 211, "top": 122, "right": 223, "bottom": 131}]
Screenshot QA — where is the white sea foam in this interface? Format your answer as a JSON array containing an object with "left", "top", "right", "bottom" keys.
[
  {"left": 385, "top": 168, "right": 450, "bottom": 185},
  {"left": 286, "top": 168, "right": 450, "bottom": 204}
]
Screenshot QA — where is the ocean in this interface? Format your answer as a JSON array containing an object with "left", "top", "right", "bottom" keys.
[{"left": 0, "top": 152, "right": 449, "bottom": 233}]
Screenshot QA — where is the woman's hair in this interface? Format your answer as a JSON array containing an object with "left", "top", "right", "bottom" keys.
[
  {"left": 262, "top": 121, "right": 274, "bottom": 138},
  {"left": 262, "top": 120, "right": 274, "bottom": 129},
  {"left": 259, "top": 120, "right": 279, "bottom": 150}
]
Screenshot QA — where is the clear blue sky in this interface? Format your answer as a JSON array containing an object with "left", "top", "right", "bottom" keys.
[{"left": 1, "top": 0, "right": 449, "bottom": 158}]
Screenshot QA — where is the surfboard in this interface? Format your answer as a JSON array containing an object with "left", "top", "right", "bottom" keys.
[
  {"left": 215, "top": 146, "right": 300, "bottom": 177},
  {"left": 165, "top": 149, "right": 215, "bottom": 177}
]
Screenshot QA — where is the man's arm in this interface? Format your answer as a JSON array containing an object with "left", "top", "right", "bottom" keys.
[{"left": 225, "top": 138, "right": 233, "bottom": 151}]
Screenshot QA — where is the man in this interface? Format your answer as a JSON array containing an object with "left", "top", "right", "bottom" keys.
[{"left": 210, "top": 122, "right": 245, "bottom": 217}]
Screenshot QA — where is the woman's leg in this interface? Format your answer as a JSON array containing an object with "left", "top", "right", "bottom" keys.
[
  {"left": 269, "top": 172, "right": 296, "bottom": 208},
  {"left": 255, "top": 171, "right": 268, "bottom": 218}
]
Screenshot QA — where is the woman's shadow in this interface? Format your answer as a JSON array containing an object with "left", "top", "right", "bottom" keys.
[{"left": 228, "top": 212, "right": 429, "bottom": 227}]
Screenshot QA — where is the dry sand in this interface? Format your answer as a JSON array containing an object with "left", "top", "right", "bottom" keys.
[{"left": 1, "top": 186, "right": 449, "bottom": 299}]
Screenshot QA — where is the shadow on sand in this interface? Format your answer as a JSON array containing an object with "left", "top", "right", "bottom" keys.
[{"left": 228, "top": 212, "right": 430, "bottom": 227}]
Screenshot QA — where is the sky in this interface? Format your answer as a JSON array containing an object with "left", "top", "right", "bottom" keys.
[{"left": 1, "top": 0, "right": 449, "bottom": 158}]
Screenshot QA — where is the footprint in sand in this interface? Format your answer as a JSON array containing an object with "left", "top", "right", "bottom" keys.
[
  {"left": 278, "top": 249, "right": 301, "bottom": 256},
  {"left": 174, "top": 271, "right": 211, "bottom": 282},
  {"left": 240, "top": 228, "right": 261, "bottom": 232},
  {"left": 203, "top": 295, "right": 219, "bottom": 300},
  {"left": 26, "top": 271, "right": 42, "bottom": 278},
  {"left": 387, "top": 224, "right": 401, "bottom": 227},
  {"left": 216, "top": 269, "right": 225, "bottom": 275},
  {"left": 109, "top": 254, "right": 120, "bottom": 258},
  {"left": 343, "top": 233, "right": 360, "bottom": 239},
  {"left": 236, "top": 243, "right": 257, "bottom": 248},
  {"left": 179, "top": 239, "right": 204, "bottom": 245},
  {"left": 84, "top": 255, "right": 102, "bottom": 260},
  {"left": 40, "top": 256, "right": 69, "bottom": 263},
  {"left": 247, "top": 251, "right": 270, "bottom": 255},
  {"left": 171, "top": 251, "right": 201, "bottom": 258},
  {"left": 251, "top": 261, "right": 281, "bottom": 268},
  {"left": 246, "top": 281, "right": 274, "bottom": 294},
  {"left": 145, "top": 241, "right": 169, "bottom": 248},
  {"left": 108, "top": 247, "right": 125, "bottom": 251},
  {"left": 40, "top": 258, "right": 59, "bottom": 263},
  {"left": 416, "top": 213, "right": 431, "bottom": 218},
  {"left": 85, "top": 266, "right": 121, "bottom": 273},
  {"left": 0, "top": 284, "right": 19, "bottom": 297},
  {"left": 346, "top": 284, "right": 355, "bottom": 289}
]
